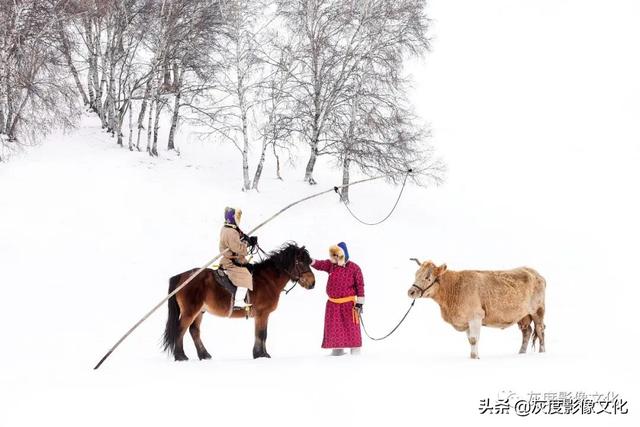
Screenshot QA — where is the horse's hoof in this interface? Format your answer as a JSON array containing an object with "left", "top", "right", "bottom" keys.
[
  {"left": 199, "top": 352, "right": 212, "bottom": 360},
  {"left": 253, "top": 352, "right": 271, "bottom": 359},
  {"left": 175, "top": 354, "right": 189, "bottom": 361}
]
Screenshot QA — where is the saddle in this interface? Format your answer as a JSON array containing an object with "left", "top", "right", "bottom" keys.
[
  {"left": 213, "top": 268, "right": 237, "bottom": 296},
  {"left": 213, "top": 268, "right": 252, "bottom": 318}
]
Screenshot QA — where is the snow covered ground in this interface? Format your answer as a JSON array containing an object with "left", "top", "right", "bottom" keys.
[{"left": 1, "top": 1, "right": 639, "bottom": 426}]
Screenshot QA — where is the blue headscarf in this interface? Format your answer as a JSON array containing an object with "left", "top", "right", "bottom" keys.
[{"left": 337, "top": 242, "right": 350, "bottom": 262}]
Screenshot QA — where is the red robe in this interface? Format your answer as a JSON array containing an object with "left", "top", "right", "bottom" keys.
[{"left": 312, "top": 259, "right": 365, "bottom": 348}]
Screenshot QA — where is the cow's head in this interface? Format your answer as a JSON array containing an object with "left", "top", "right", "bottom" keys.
[{"left": 407, "top": 259, "right": 447, "bottom": 299}]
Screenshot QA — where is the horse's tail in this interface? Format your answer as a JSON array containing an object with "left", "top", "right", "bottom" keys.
[{"left": 162, "top": 273, "right": 182, "bottom": 356}]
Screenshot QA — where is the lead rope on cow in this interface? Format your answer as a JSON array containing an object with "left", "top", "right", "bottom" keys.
[
  {"left": 358, "top": 299, "right": 416, "bottom": 341},
  {"left": 335, "top": 169, "right": 411, "bottom": 226}
]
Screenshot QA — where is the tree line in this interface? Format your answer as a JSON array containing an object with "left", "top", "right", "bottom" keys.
[{"left": 0, "top": 0, "right": 444, "bottom": 199}]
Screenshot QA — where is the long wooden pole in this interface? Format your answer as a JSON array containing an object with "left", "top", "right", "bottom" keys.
[{"left": 93, "top": 171, "right": 411, "bottom": 369}]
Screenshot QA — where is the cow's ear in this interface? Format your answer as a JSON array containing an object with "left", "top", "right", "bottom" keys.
[{"left": 438, "top": 264, "right": 448, "bottom": 276}]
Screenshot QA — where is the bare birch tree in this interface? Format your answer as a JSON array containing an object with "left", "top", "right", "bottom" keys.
[
  {"left": 0, "top": 0, "right": 81, "bottom": 160},
  {"left": 276, "top": 0, "right": 431, "bottom": 184},
  {"left": 187, "top": 0, "right": 268, "bottom": 190}
]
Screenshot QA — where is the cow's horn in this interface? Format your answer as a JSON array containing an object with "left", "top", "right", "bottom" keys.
[{"left": 409, "top": 258, "right": 422, "bottom": 266}]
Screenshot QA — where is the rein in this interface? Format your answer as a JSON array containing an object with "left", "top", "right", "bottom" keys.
[
  {"left": 282, "top": 259, "right": 312, "bottom": 294},
  {"left": 252, "top": 243, "right": 308, "bottom": 295}
]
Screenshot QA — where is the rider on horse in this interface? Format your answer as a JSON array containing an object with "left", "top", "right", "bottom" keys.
[{"left": 219, "top": 207, "right": 258, "bottom": 311}]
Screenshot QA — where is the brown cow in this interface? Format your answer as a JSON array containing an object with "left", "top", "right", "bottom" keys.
[{"left": 407, "top": 260, "right": 546, "bottom": 359}]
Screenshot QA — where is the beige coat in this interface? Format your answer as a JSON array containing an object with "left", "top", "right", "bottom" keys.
[{"left": 219, "top": 225, "right": 253, "bottom": 289}]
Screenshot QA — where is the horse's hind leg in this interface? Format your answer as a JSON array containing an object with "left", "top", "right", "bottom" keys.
[
  {"left": 531, "top": 307, "right": 546, "bottom": 352},
  {"left": 518, "top": 315, "right": 533, "bottom": 354},
  {"left": 189, "top": 312, "right": 212, "bottom": 360},
  {"left": 174, "top": 307, "right": 200, "bottom": 361}
]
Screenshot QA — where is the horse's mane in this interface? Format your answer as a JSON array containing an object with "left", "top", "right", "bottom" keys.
[{"left": 253, "top": 242, "right": 311, "bottom": 273}]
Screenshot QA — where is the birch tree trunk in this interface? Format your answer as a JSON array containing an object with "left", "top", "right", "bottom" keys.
[
  {"left": 146, "top": 97, "right": 155, "bottom": 153},
  {"left": 128, "top": 95, "right": 134, "bottom": 151},
  {"left": 340, "top": 90, "right": 359, "bottom": 203},
  {"left": 237, "top": 66, "right": 251, "bottom": 191},
  {"left": 240, "top": 113, "right": 251, "bottom": 190},
  {"left": 116, "top": 99, "right": 129, "bottom": 146},
  {"left": 136, "top": 80, "right": 151, "bottom": 151},
  {"left": 151, "top": 99, "right": 162, "bottom": 157},
  {"left": 251, "top": 135, "right": 269, "bottom": 190},
  {"left": 167, "top": 68, "right": 183, "bottom": 151},
  {"left": 57, "top": 26, "right": 89, "bottom": 106},
  {"left": 340, "top": 156, "right": 351, "bottom": 203},
  {"left": 304, "top": 128, "right": 320, "bottom": 185},
  {"left": 95, "top": 25, "right": 106, "bottom": 124},
  {"left": 107, "top": 43, "right": 117, "bottom": 135},
  {"left": 303, "top": 82, "right": 322, "bottom": 184},
  {"left": 83, "top": 18, "right": 97, "bottom": 112},
  {"left": 272, "top": 143, "right": 283, "bottom": 180}
]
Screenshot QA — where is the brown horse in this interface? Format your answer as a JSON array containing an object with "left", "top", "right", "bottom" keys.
[{"left": 163, "top": 243, "right": 315, "bottom": 360}]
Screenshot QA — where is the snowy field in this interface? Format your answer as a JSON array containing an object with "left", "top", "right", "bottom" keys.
[{"left": 1, "top": 1, "right": 639, "bottom": 426}]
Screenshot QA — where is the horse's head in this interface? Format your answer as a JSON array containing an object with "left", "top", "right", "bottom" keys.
[
  {"left": 289, "top": 244, "right": 315, "bottom": 289},
  {"left": 259, "top": 242, "right": 315, "bottom": 290}
]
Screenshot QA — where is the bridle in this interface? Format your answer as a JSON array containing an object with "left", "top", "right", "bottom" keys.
[
  {"left": 284, "top": 257, "right": 312, "bottom": 283},
  {"left": 411, "top": 278, "right": 439, "bottom": 297}
]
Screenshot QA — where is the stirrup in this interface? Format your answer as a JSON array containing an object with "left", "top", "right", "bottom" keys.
[{"left": 232, "top": 304, "right": 253, "bottom": 319}]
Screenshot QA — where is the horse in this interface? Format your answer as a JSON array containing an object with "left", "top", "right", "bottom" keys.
[{"left": 162, "top": 242, "right": 315, "bottom": 360}]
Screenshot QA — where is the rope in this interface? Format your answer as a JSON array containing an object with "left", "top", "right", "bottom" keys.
[
  {"left": 359, "top": 299, "right": 416, "bottom": 341},
  {"left": 283, "top": 283, "right": 297, "bottom": 294},
  {"left": 337, "top": 170, "right": 410, "bottom": 226}
]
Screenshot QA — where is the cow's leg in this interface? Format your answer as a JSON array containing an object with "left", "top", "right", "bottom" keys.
[
  {"left": 518, "top": 315, "right": 533, "bottom": 354},
  {"left": 466, "top": 317, "right": 482, "bottom": 359},
  {"left": 532, "top": 307, "right": 546, "bottom": 352}
]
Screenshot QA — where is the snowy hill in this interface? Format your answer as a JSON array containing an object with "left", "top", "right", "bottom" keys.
[
  {"left": 1, "top": 113, "right": 637, "bottom": 426},
  {"left": 2, "top": 1, "right": 640, "bottom": 426}
]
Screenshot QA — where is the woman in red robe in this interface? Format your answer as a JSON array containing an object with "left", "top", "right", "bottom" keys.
[{"left": 311, "top": 242, "right": 365, "bottom": 356}]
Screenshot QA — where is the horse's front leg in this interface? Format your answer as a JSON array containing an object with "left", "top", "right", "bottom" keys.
[{"left": 253, "top": 311, "right": 271, "bottom": 359}]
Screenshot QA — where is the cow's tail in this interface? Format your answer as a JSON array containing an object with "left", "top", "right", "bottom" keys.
[
  {"left": 531, "top": 306, "right": 545, "bottom": 350},
  {"left": 162, "top": 274, "right": 182, "bottom": 356},
  {"left": 530, "top": 272, "right": 546, "bottom": 350}
]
